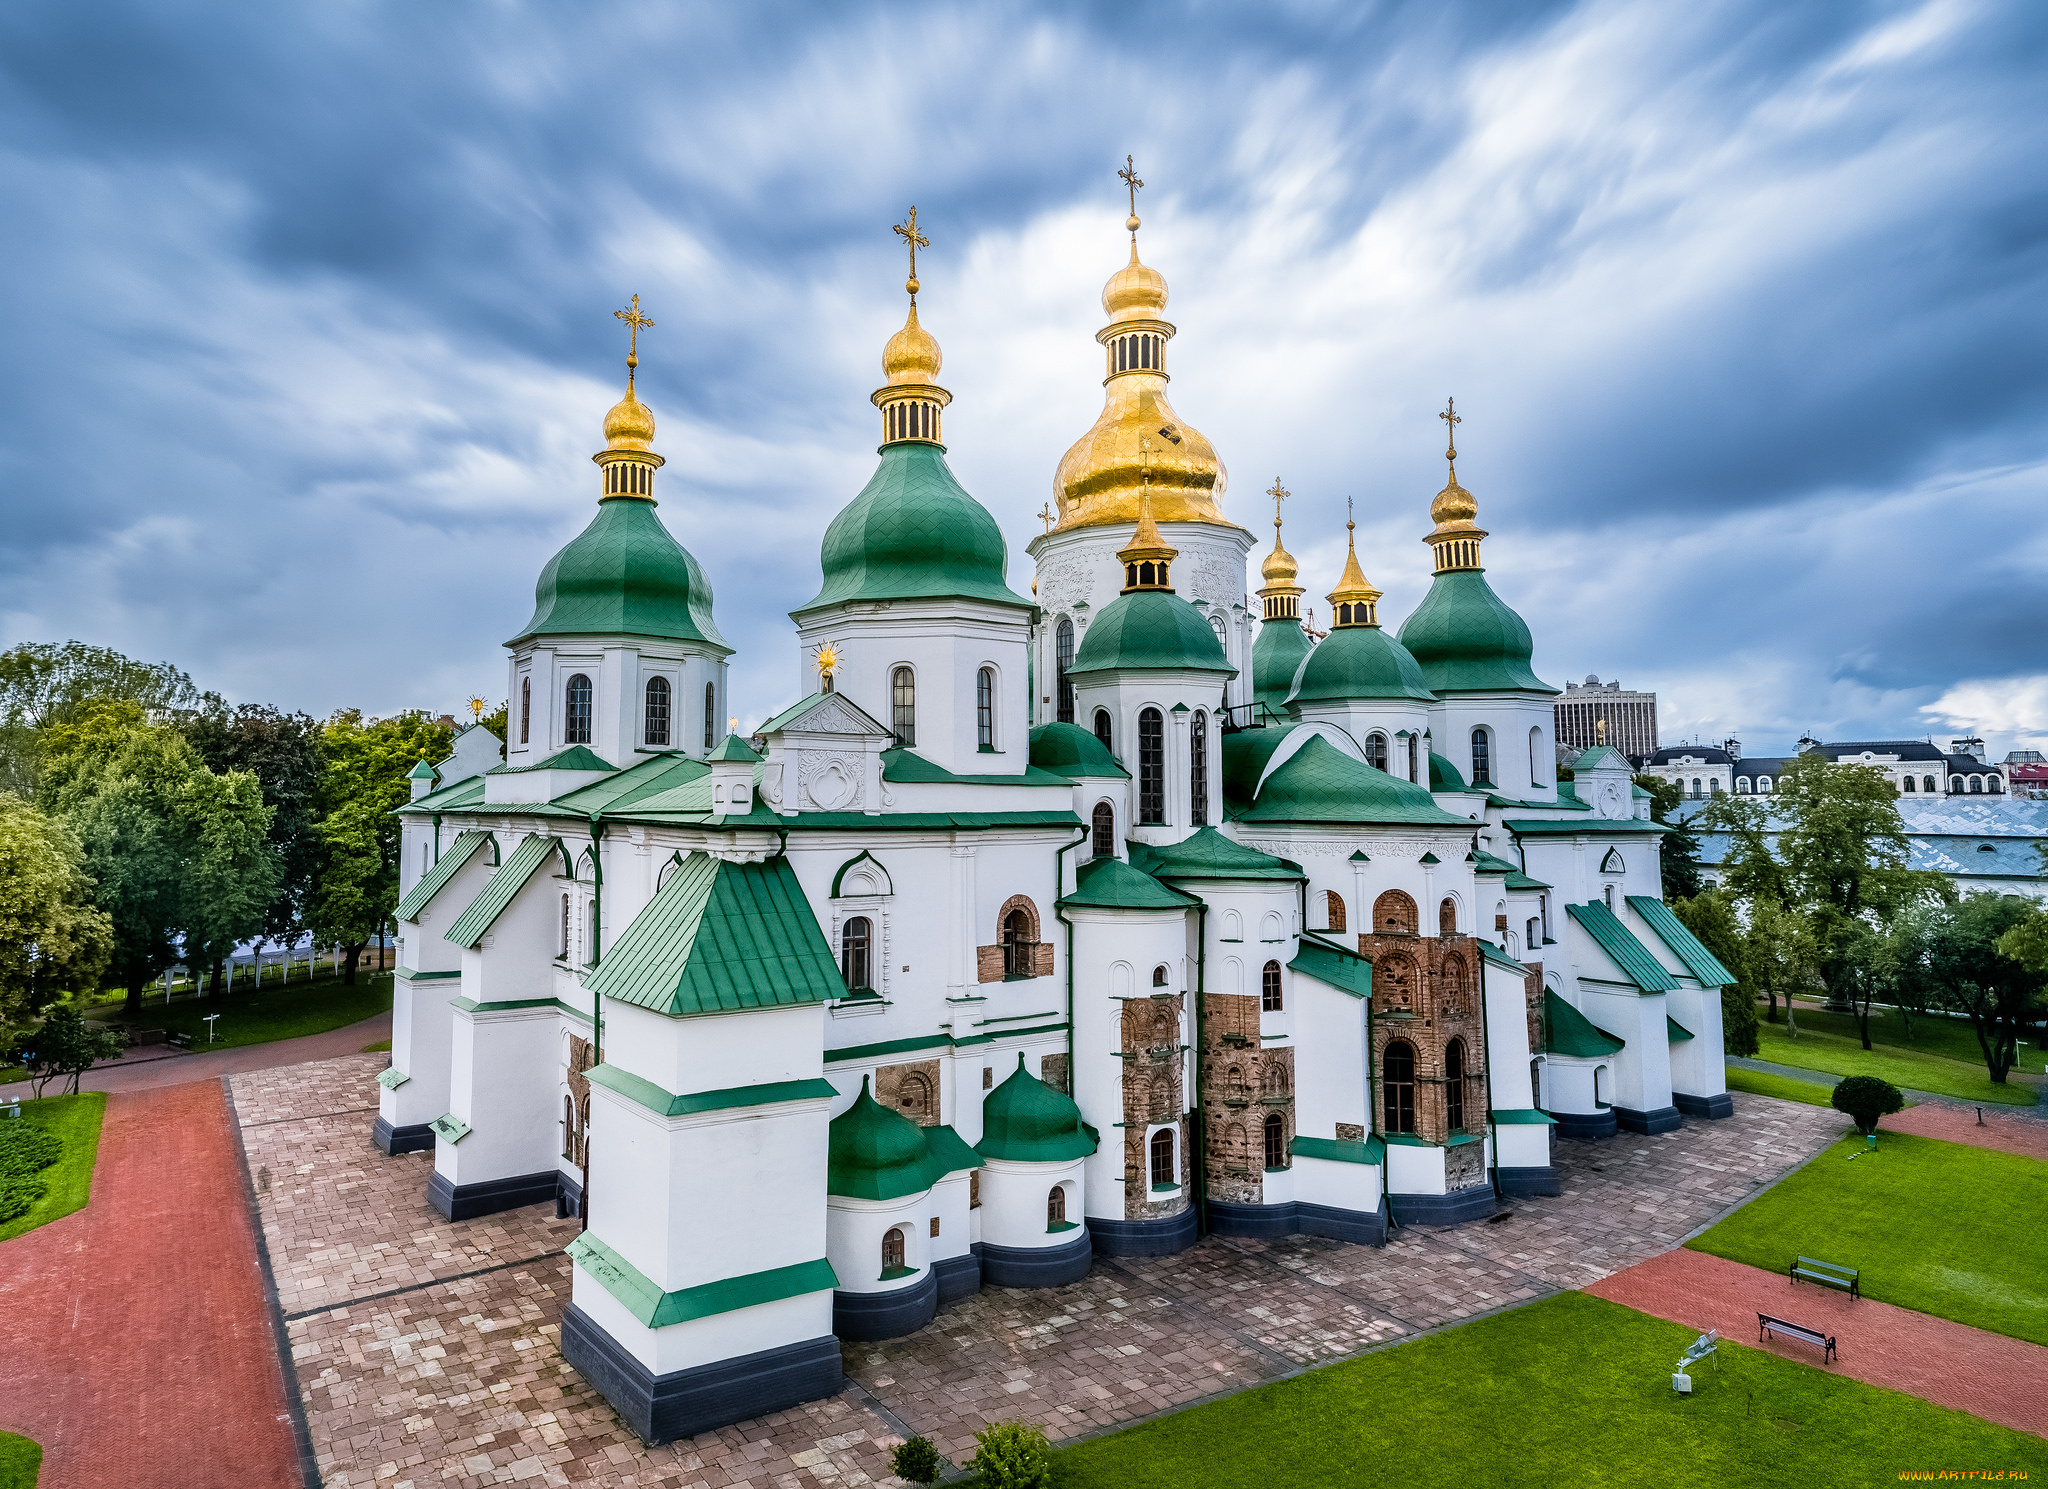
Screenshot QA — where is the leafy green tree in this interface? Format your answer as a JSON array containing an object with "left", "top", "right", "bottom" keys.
[
  {"left": 1914, "top": 893, "right": 2047, "bottom": 1085},
  {"left": 1673, "top": 889, "right": 1757, "bottom": 1056},
  {"left": 1744, "top": 896, "right": 1822, "bottom": 1034},
  {"left": 1830, "top": 1074, "right": 1904, "bottom": 1136},
  {"left": 0, "top": 642, "right": 196, "bottom": 796},
  {"left": 1634, "top": 773, "right": 1702, "bottom": 900},
  {"left": 889, "top": 1435, "right": 945, "bottom": 1485},
  {"left": 177, "top": 767, "right": 279, "bottom": 997},
  {"left": 12, "top": 1006, "right": 126, "bottom": 1097},
  {"left": 1869, "top": 901, "right": 1941, "bottom": 1041},
  {"left": 968, "top": 1422, "right": 1051, "bottom": 1489},
  {"left": 0, "top": 793, "right": 113, "bottom": 1024},
  {"left": 179, "top": 703, "right": 324, "bottom": 948},
  {"left": 311, "top": 711, "right": 453, "bottom": 983}
]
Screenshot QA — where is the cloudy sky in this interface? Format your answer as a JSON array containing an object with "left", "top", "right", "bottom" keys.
[{"left": 2, "top": 0, "right": 2044, "bottom": 757}]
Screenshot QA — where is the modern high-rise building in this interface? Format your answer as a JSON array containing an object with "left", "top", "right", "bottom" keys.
[{"left": 1555, "top": 676, "right": 1658, "bottom": 766}]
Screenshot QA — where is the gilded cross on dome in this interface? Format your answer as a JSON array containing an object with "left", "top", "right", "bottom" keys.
[
  {"left": 614, "top": 295, "right": 654, "bottom": 380},
  {"left": 1119, "top": 155, "right": 1144, "bottom": 234},
  {"left": 893, "top": 207, "right": 929, "bottom": 296},
  {"left": 1439, "top": 396, "right": 1461, "bottom": 463},
  {"left": 1266, "top": 477, "right": 1289, "bottom": 529},
  {"left": 1037, "top": 503, "right": 1055, "bottom": 534}
]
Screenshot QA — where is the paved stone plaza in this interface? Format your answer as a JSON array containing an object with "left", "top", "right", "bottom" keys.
[{"left": 234, "top": 1055, "right": 1849, "bottom": 1488}]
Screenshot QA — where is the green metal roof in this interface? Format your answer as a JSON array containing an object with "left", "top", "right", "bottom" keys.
[
  {"left": 797, "top": 441, "right": 1031, "bottom": 616},
  {"left": 1477, "top": 939, "right": 1528, "bottom": 975},
  {"left": 1131, "top": 828, "right": 1301, "bottom": 882},
  {"left": 1627, "top": 896, "right": 1738, "bottom": 987},
  {"left": 1062, "top": 855, "right": 1201, "bottom": 911},
  {"left": 1290, "top": 1133, "right": 1386, "bottom": 1165},
  {"left": 443, "top": 834, "right": 569, "bottom": 949},
  {"left": 1565, "top": 901, "right": 1680, "bottom": 992},
  {"left": 880, "top": 748, "right": 1070, "bottom": 786},
  {"left": 1429, "top": 752, "right": 1469, "bottom": 792},
  {"left": 1666, "top": 1014, "right": 1695, "bottom": 1042},
  {"left": 1027, "top": 722, "right": 1130, "bottom": 780},
  {"left": 395, "top": 829, "right": 495, "bottom": 924},
  {"left": 708, "top": 733, "right": 762, "bottom": 763},
  {"left": 1252, "top": 616, "right": 1314, "bottom": 713},
  {"left": 493, "top": 745, "right": 616, "bottom": 774},
  {"left": 1569, "top": 745, "right": 1633, "bottom": 773},
  {"left": 509, "top": 497, "right": 725, "bottom": 647},
  {"left": 584, "top": 852, "right": 842, "bottom": 1017},
  {"left": 1487, "top": 791, "right": 1589, "bottom": 812},
  {"left": 1504, "top": 869, "right": 1552, "bottom": 890},
  {"left": 827, "top": 1078, "right": 982, "bottom": 1200},
  {"left": 1068, "top": 589, "right": 1236, "bottom": 677},
  {"left": 1504, "top": 817, "right": 1672, "bottom": 836},
  {"left": 1471, "top": 851, "right": 1519, "bottom": 875},
  {"left": 1490, "top": 1107, "right": 1556, "bottom": 1125},
  {"left": 1220, "top": 725, "right": 1297, "bottom": 812},
  {"left": 407, "top": 759, "right": 439, "bottom": 782},
  {"left": 1396, "top": 568, "right": 1557, "bottom": 695},
  {"left": 1236, "top": 736, "right": 1471, "bottom": 827},
  {"left": 976, "top": 1054, "right": 1097, "bottom": 1162},
  {"left": 403, "top": 773, "right": 488, "bottom": 813},
  {"left": 1285, "top": 622, "right": 1435, "bottom": 708},
  {"left": 552, "top": 753, "right": 708, "bottom": 814},
  {"left": 1288, "top": 936, "right": 1372, "bottom": 999},
  {"left": 1542, "top": 988, "right": 1626, "bottom": 1057}
]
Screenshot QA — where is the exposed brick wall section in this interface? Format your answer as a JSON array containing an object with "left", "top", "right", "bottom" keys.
[
  {"left": 1119, "top": 992, "right": 1188, "bottom": 1221},
  {"left": 1356, "top": 930, "right": 1488, "bottom": 1146},
  {"left": 976, "top": 944, "right": 1005, "bottom": 983},
  {"left": 1039, "top": 1051, "right": 1070, "bottom": 1094},
  {"left": 875, "top": 1058, "right": 942, "bottom": 1126},
  {"left": 1523, "top": 962, "right": 1545, "bottom": 1073}
]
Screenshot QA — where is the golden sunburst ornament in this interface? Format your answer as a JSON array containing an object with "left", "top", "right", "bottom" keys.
[
  {"left": 467, "top": 696, "right": 487, "bottom": 721},
  {"left": 811, "top": 644, "right": 841, "bottom": 690}
]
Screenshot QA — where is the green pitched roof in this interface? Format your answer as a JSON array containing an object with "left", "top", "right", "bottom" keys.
[
  {"left": 708, "top": 733, "right": 762, "bottom": 762},
  {"left": 1288, "top": 936, "right": 1372, "bottom": 999},
  {"left": 552, "top": 753, "right": 708, "bottom": 814},
  {"left": 797, "top": 442, "right": 1031, "bottom": 615},
  {"left": 495, "top": 744, "right": 616, "bottom": 774},
  {"left": 1471, "top": 851, "right": 1520, "bottom": 875},
  {"left": 1666, "top": 1014, "right": 1695, "bottom": 1042},
  {"left": 1068, "top": 589, "right": 1236, "bottom": 677},
  {"left": 1291, "top": 1133, "right": 1386, "bottom": 1165},
  {"left": 1062, "top": 855, "right": 1201, "bottom": 911},
  {"left": 1570, "top": 745, "right": 1633, "bottom": 773},
  {"left": 402, "top": 773, "right": 488, "bottom": 813},
  {"left": 1565, "top": 901, "right": 1680, "bottom": 992},
  {"left": 1027, "top": 722, "right": 1130, "bottom": 780},
  {"left": 1285, "top": 623, "right": 1435, "bottom": 708},
  {"left": 1132, "top": 828, "right": 1302, "bottom": 882},
  {"left": 1504, "top": 868, "right": 1552, "bottom": 891},
  {"left": 444, "top": 834, "right": 568, "bottom": 948},
  {"left": 1237, "top": 736, "right": 1471, "bottom": 827},
  {"left": 407, "top": 759, "right": 439, "bottom": 782},
  {"left": 1428, "top": 751, "right": 1469, "bottom": 792},
  {"left": 1396, "top": 568, "right": 1556, "bottom": 695},
  {"left": 826, "top": 1079, "right": 982, "bottom": 1200},
  {"left": 1504, "top": 817, "right": 1671, "bottom": 836},
  {"left": 395, "top": 829, "right": 495, "bottom": 924},
  {"left": 1221, "top": 725, "right": 1297, "bottom": 812},
  {"left": 509, "top": 497, "right": 725, "bottom": 647},
  {"left": 880, "top": 748, "right": 1070, "bottom": 786},
  {"left": 585, "top": 853, "right": 842, "bottom": 1017},
  {"left": 1478, "top": 939, "right": 1528, "bottom": 975},
  {"left": 976, "top": 1054, "right": 1097, "bottom": 1162},
  {"left": 1627, "top": 896, "right": 1738, "bottom": 987},
  {"left": 1543, "top": 988, "right": 1626, "bottom": 1057},
  {"left": 1253, "top": 615, "right": 1315, "bottom": 713}
]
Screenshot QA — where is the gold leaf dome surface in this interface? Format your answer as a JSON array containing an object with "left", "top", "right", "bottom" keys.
[
  {"left": 882, "top": 303, "right": 943, "bottom": 386},
  {"left": 603, "top": 388, "right": 656, "bottom": 451},
  {"left": 1429, "top": 475, "right": 1480, "bottom": 536},
  {"left": 1102, "top": 242, "right": 1169, "bottom": 323},
  {"left": 1260, "top": 537, "right": 1299, "bottom": 586}
]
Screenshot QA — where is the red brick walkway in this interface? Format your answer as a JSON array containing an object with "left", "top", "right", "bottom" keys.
[
  {"left": 1882, "top": 1101, "right": 2048, "bottom": 1161},
  {"left": 1585, "top": 1248, "right": 2048, "bottom": 1438},
  {"left": 0, "top": 1080, "right": 309, "bottom": 1487}
]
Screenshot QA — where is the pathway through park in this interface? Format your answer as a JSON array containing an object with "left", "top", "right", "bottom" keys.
[
  {"left": 0, "top": 1079, "right": 312, "bottom": 1488},
  {"left": 70, "top": 1009, "right": 393, "bottom": 1095}
]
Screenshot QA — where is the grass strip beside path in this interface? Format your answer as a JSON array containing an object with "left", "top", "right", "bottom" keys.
[
  {"left": 1725, "top": 1066, "right": 1843, "bottom": 1107},
  {"left": 1044, "top": 1293, "right": 2048, "bottom": 1489},
  {"left": 1754, "top": 1019, "right": 2039, "bottom": 1106},
  {"left": 0, "top": 1432, "right": 41, "bottom": 1489},
  {"left": 104, "top": 973, "right": 392, "bottom": 1052},
  {"left": 1688, "top": 1132, "right": 2048, "bottom": 1347},
  {"left": 0, "top": 1093, "right": 105, "bottom": 1243}
]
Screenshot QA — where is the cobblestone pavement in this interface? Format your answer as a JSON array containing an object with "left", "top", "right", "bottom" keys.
[{"left": 235, "top": 1060, "right": 1849, "bottom": 1487}]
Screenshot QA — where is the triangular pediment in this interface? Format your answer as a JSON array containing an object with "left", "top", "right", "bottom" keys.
[{"left": 761, "top": 690, "right": 891, "bottom": 740}]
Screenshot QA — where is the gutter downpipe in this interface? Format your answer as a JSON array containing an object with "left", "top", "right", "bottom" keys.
[
  {"left": 582, "top": 814, "right": 604, "bottom": 1232},
  {"left": 432, "top": 813, "right": 442, "bottom": 865},
  {"left": 1052, "top": 827, "right": 1089, "bottom": 1086}
]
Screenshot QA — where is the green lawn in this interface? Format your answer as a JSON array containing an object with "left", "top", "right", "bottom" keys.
[
  {"left": 1689, "top": 1132, "right": 2048, "bottom": 1346},
  {"left": 103, "top": 972, "right": 392, "bottom": 1052},
  {"left": 0, "top": 1093, "right": 105, "bottom": 1243},
  {"left": 1755, "top": 1017, "right": 2040, "bottom": 1106},
  {"left": 1043, "top": 1292, "right": 2048, "bottom": 1489},
  {"left": 1773, "top": 999, "right": 2038, "bottom": 1070},
  {"left": 1725, "top": 1066, "right": 1845, "bottom": 1108},
  {"left": 0, "top": 1432, "right": 40, "bottom": 1489}
]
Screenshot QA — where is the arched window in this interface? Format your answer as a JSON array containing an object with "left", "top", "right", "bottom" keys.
[
  {"left": 1469, "top": 728, "right": 1491, "bottom": 786},
  {"left": 1092, "top": 708, "right": 1113, "bottom": 752},
  {"left": 976, "top": 666, "right": 996, "bottom": 750},
  {"left": 1439, "top": 898, "right": 1457, "bottom": 936},
  {"left": 1152, "top": 963, "right": 1170, "bottom": 988},
  {"left": 1263, "top": 1112, "right": 1287, "bottom": 1170},
  {"left": 1149, "top": 1128, "right": 1175, "bottom": 1187},
  {"left": 1527, "top": 916, "right": 1541, "bottom": 948},
  {"left": 1736, "top": 777, "right": 1751, "bottom": 793},
  {"left": 1365, "top": 733, "right": 1388, "bottom": 771},
  {"left": 1190, "top": 710, "right": 1208, "bottom": 826},
  {"left": 1325, "top": 891, "right": 1346, "bottom": 933},
  {"left": 1056, "top": 619, "right": 1076, "bottom": 724},
  {"left": 1047, "top": 1185, "right": 1066, "bottom": 1227},
  {"left": 1604, "top": 884, "right": 1616, "bottom": 910},
  {"left": 840, "top": 916, "right": 872, "bottom": 992},
  {"left": 1692, "top": 778, "right": 1703, "bottom": 799},
  {"left": 890, "top": 667, "right": 915, "bottom": 745},
  {"left": 1383, "top": 1040, "right": 1417, "bottom": 1133},
  {"left": 1529, "top": 726, "right": 1544, "bottom": 784},
  {"left": 1138, "top": 707, "right": 1165, "bottom": 823},
  {"left": 1407, "top": 733, "right": 1419, "bottom": 783},
  {"left": 519, "top": 676, "right": 530, "bottom": 744},
  {"left": 881, "top": 1227, "right": 906, "bottom": 1275},
  {"left": 898, "top": 1071, "right": 933, "bottom": 1118},
  {"left": 560, "top": 894, "right": 571, "bottom": 958},
  {"left": 1990, "top": 776, "right": 2003, "bottom": 794},
  {"left": 1923, "top": 776, "right": 1936, "bottom": 793},
  {"left": 1091, "top": 800, "right": 1116, "bottom": 857},
  {"left": 564, "top": 674, "right": 593, "bottom": 745},
  {"left": 704, "top": 682, "right": 716, "bottom": 750},
  {"left": 644, "top": 676, "right": 670, "bottom": 747},
  {"left": 1446, "top": 1039, "right": 1467, "bottom": 1131},
  {"left": 1374, "top": 890, "right": 1418, "bottom": 935},
  {"left": 1758, "top": 777, "right": 1772, "bottom": 794},
  {"left": 1971, "top": 776, "right": 1983, "bottom": 793},
  {"left": 1441, "top": 954, "right": 1466, "bottom": 996},
  {"left": 1002, "top": 907, "right": 1034, "bottom": 977},
  {"left": 1261, "top": 960, "right": 1283, "bottom": 1012}
]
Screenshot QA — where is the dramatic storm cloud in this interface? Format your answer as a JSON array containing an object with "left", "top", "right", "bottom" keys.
[{"left": 1, "top": 0, "right": 2043, "bottom": 754}]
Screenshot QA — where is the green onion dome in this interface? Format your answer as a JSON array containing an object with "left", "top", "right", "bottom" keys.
[
  {"left": 827, "top": 1078, "right": 938, "bottom": 1201},
  {"left": 1395, "top": 570, "right": 1555, "bottom": 695},
  {"left": 975, "top": 1054, "right": 1097, "bottom": 1162},
  {"left": 796, "top": 442, "right": 1031, "bottom": 615},
  {"left": 1285, "top": 624, "right": 1436, "bottom": 710},
  {"left": 1028, "top": 721, "right": 1130, "bottom": 779},
  {"left": 1251, "top": 617, "right": 1313, "bottom": 715},
  {"left": 1068, "top": 590, "right": 1236, "bottom": 677},
  {"left": 510, "top": 498, "right": 723, "bottom": 646}
]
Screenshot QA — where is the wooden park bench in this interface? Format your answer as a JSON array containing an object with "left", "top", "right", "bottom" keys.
[
  {"left": 1789, "top": 1255, "right": 1860, "bottom": 1299},
  {"left": 1758, "top": 1312, "right": 1837, "bottom": 1364}
]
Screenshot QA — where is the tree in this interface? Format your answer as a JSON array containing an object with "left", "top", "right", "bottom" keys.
[
  {"left": 11, "top": 1006, "right": 127, "bottom": 1097},
  {"left": 1634, "top": 773, "right": 1701, "bottom": 900},
  {"left": 1831, "top": 1075, "right": 1904, "bottom": 1136},
  {"left": 1869, "top": 901, "right": 1942, "bottom": 1041},
  {"left": 310, "top": 711, "right": 453, "bottom": 983},
  {"left": 0, "top": 642, "right": 196, "bottom": 796},
  {"left": 967, "top": 1422, "right": 1051, "bottom": 1489},
  {"left": 176, "top": 767, "right": 279, "bottom": 998},
  {"left": 179, "top": 702, "right": 323, "bottom": 950},
  {"left": 0, "top": 793, "right": 113, "bottom": 1024},
  {"left": 1918, "top": 893, "right": 2046, "bottom": 1085},
  {"left": 1673, "top": 889, "right": 1757, "bottom": 1056},
  {"left": 1744, "top": 896, "right": 1822, "bottom": 1034},
  {"left": 889, "top": 1436, "right": 944, "bottom": 1485}
]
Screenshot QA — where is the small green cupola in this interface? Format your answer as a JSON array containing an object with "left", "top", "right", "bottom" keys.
[
  {"left": 1286, "top": 510, "right": 1436, "bottom": 710},
  {"left": 1069, "top": 498, "right": 1235, "bottom": 679},
  {"left": 828, "top": 1078, "right": 937, "bottom": 1200},
  {"left": 976, "top": 1054, "right": 1098, "bottom": 1162}
]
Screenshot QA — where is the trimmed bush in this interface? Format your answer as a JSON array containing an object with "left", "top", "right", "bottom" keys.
[
  {"left": 0, "top": 1120, "right": 63, "bottom": 1223},
  {"left": 969, "top": 1421, "right": 1051, "bottom": 1489},
  {"left": 1831, "top": 1074, "right": 1905, "bottom": 1135},
  {"left": 890, "top": 1434, "right": 944, "bottom": 1485}
]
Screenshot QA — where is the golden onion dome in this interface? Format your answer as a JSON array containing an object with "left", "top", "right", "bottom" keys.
[
  {"left": 882, "top": 301, "right": 943, "bottom": 386},
  {"left": 1260, "top": 535, "right": 1300, "bottom": 587},
  {"left": 603, "top": 386, "right": 656, "bottom": 451},
  {"left": 1429, "top": 475, "right": 1480, "bottom": 535},
  {"left": 1102, "top": 241, "right": 1169, "bottom": 324}
]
